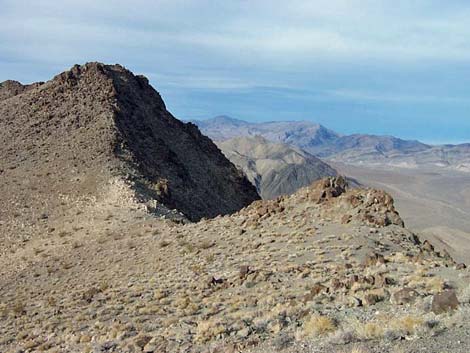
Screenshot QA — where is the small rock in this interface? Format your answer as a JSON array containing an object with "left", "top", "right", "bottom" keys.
[
  {"left": 143, "top": 343, "right": 157, "bottom": 352},
  {"left": 134, "top": 335, "right": 152, "bottom": 349},
  {"left": 347, "top": 296, "right": 362, "bottom": 307},
  {"left": 237, "top": 327, "right": 250, "bottom": 338},
  {"left": 363, "top": 252, "right": 386, "bottom": 267},
  {"left": 391, "top": 288, "right": 419, "bottom": 305},
  {"left": 431, "top": 290, "right": 459, "bottom": 314},
  {"left": 374, "top": 273, "right": 394, "bottom": 287},
  {"left": 422, "top": 240, "right": 435, "bottom": 252},
  {"left": 363, "top": 293, "right": 381, "bottom": 306},
  {"left": 239, "top": 265, "right": 250, "bottom": 279}
]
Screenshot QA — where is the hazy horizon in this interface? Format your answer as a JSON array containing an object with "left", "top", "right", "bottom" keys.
[{"left": 2, "top": 0, "right": 470, "bottom": 143}]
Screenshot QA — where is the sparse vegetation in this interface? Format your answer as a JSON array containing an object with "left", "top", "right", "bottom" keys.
[{"left": 301, "top": 315, "right": 337, "bottom": 337}]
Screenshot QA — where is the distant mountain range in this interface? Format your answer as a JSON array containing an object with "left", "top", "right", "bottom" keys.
[
  {"left": 216, "top": 136, "right": 338, "bottom": 199},
  {"left": 193, "top": 116, "right": 470, "bottom": 171}
]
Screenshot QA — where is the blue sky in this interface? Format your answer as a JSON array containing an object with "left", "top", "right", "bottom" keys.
[{"left": 1, "top": 0, "right": 470, "bottom": 143}]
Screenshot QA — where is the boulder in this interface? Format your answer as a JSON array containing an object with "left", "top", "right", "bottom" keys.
[
  {"left": 431, "top": 290, "right": 459, "bottom": 314},
  {"left": 391, "top": 288, "right": 419, "bottom": 305}
]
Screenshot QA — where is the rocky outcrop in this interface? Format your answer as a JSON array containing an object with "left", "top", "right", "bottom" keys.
[
  {"left": 305, "top": 177, "right": 404, "bottom": 227},
  {"left": 307, "top": 176, "right": 348, "bottom": 203},
  {"left": 237, "top": 176, "right": 404, "bottom": 229}
]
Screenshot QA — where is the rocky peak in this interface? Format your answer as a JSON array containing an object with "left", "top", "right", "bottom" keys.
[{"left": 0, "top": 63, "right": 260, "bottom": 233}]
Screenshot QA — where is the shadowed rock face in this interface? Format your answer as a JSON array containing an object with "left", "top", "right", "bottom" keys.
[{"left": 0, "top": 62, "right": 259, "bottom": 230}]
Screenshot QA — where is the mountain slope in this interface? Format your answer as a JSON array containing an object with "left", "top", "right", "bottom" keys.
[
  {"left": 217, "top": 136, "right": 338, "bottom": 199},
  {"left": 0, "top": 63, "right": 259, "bottom": 241}
]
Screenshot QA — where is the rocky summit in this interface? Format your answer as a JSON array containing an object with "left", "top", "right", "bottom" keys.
[
  {"left": 0, "top": 63, "right": 259, "bottom": 248},
  {"left": 1, "top": 175, "right": 469, "bottom": 353}
]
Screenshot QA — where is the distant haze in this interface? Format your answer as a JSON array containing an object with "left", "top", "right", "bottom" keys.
[{"left": 1, "top": 0, "right": 470, "bottom": 143}]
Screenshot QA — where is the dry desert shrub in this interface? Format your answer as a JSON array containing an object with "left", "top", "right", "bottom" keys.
[
  {"left": 389, "top": 315, "right": 424, "bottom": 335},
  {"left": 440, "top": 306, "right": 470, "bottom": 328},
  {"left": 424, "top": 277, "right": 445, "bottom": 294},
  {"left": 406, "top": 274, "right": 445, "bottom": 294},
  {"left": 12, "top": 301, "right": 26, "bottom": 316},
  {"left": 302, "top": 315, "right": 337, "bottom": 337},
  {"left": 195, "top": 318, "right": 227, "bottom": 343},
  {"left": 354, "top": 321, "right": 384, "bottom": 340},
  {"left": 154, "top": 178, "right": 169, "bottom": 196}
]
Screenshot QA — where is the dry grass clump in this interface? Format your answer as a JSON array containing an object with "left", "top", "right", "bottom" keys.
[
  {"left": 195, "top": 318, "right": 227, "bottom": 343},
  {"left": 12, "top": 301, "right": 26, "bottom": 316},
  {"left": 354, "top": 321, "right": 384, "bottom": 340},
  {"left": 344, "top": 313, "right": 428, "bottom": 343},
  {"left": 0, "top": 303, "right": 9, "bottom": 318},
  {"left": 389, "top": 315, "right": 424, "bottom": 335},
  {"left": 301, "top": 315, "right": 337, "bottom": 337},
  {"left": 424, "top": 277, "right": 445, "bottom": 294},
  {"left": 406, "top": 274, "right": 445, "bottom": 294},
  {"left": 154, "top": 178, "right": 169, "bottom": 196},
  {"left": 178, "top": 240, "right": 196, "bottom": 254}
]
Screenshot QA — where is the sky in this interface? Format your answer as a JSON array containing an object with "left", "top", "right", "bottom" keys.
[{"left": 1, "top": 0, "right": 470, "bottom": 144}]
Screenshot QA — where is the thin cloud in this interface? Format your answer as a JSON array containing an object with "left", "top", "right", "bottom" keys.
[{"left": 325, "top": 90, "right": 470, "bottom": 104}]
